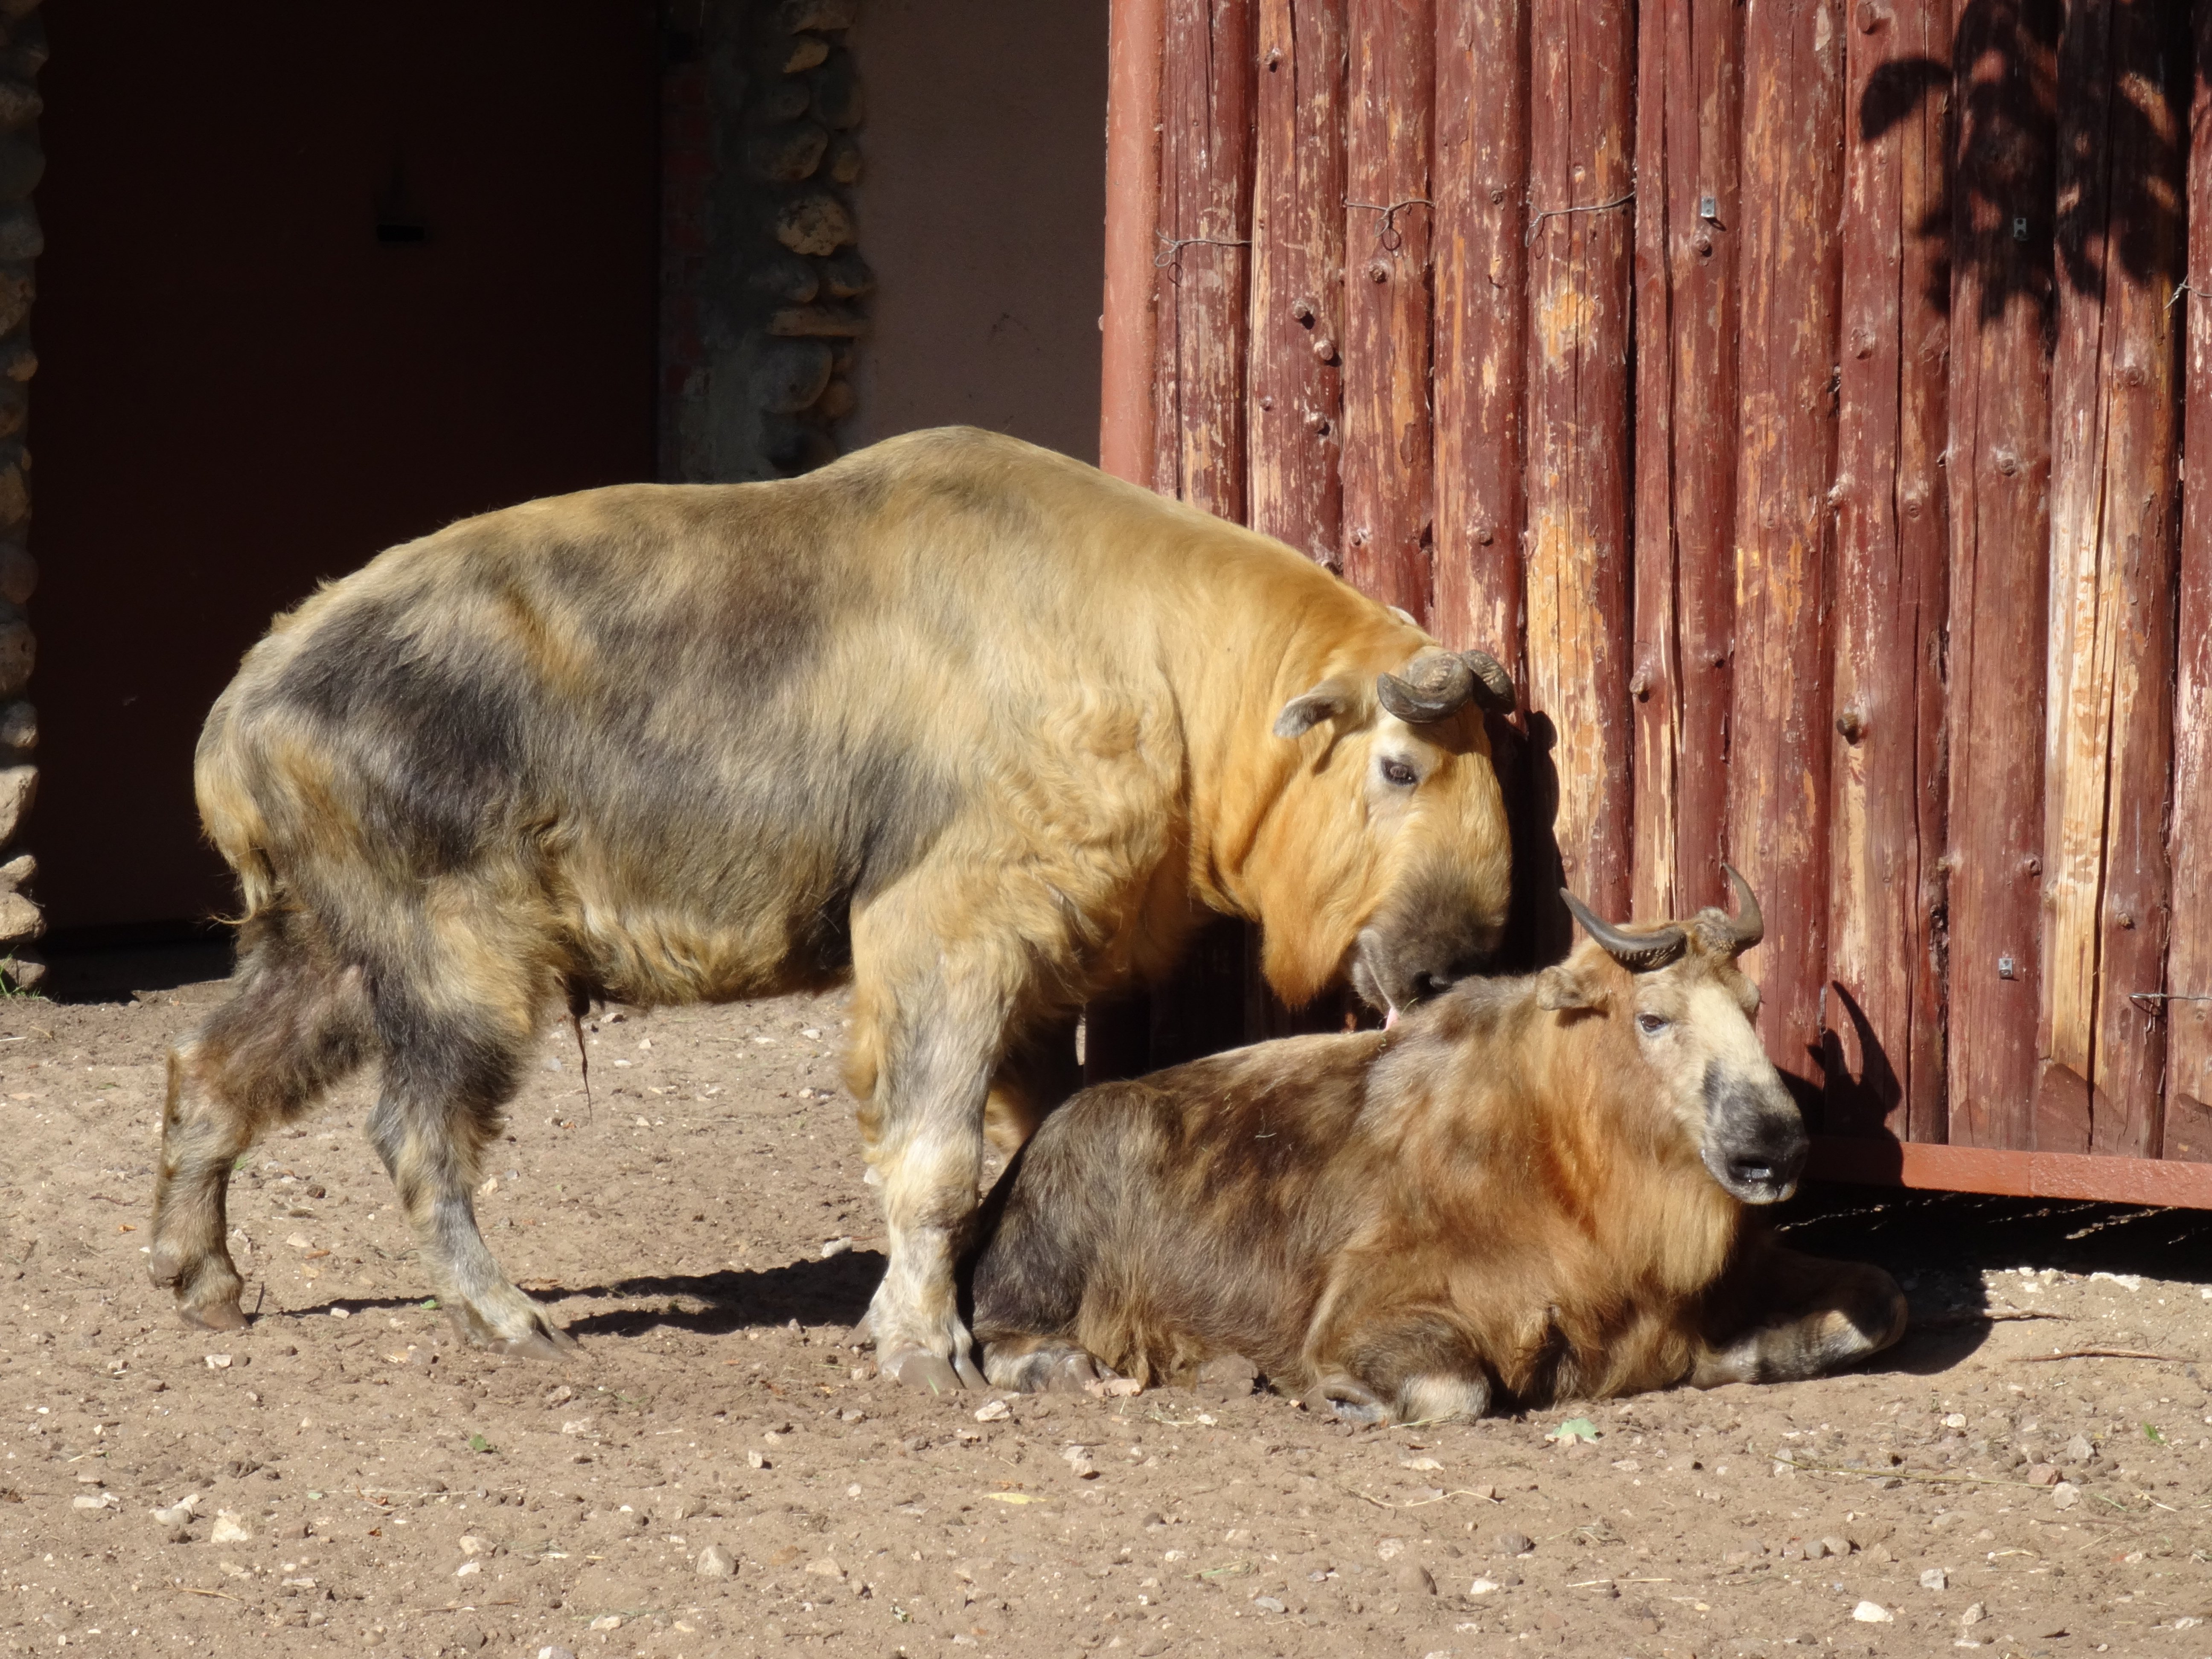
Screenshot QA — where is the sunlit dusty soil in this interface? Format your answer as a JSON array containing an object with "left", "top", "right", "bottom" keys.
[{"left": 2, "top": 978, "right": 2210, "bottom": 1658}]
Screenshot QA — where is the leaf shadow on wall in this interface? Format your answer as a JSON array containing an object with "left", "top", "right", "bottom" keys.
[{"left": 1862, "top": 0, "right": 2189, "bottom": 332}]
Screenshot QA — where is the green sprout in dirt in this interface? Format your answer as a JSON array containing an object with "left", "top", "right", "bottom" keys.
[{"left": 468, "top": 1433, "right": 495, "bottom": 1454}]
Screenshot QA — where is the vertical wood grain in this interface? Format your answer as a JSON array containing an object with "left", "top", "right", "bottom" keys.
[
  {"left": 1249, "top": 0, "right": 1348, "bottom": 564},
  {"left": 2166, "top": 0, "right": 2212, "bottom": 1158},
  {"left": 1826, "top": 0, "right": 1952, "bottom": 1140},
  {"left": 1522, "top": 0, "right": 1636, "bottom": 917},
  {"left": 1341, "top": 0, "right": 1436, "bottom": 617},
  {"left": 1433, "top": 0, "right": 1528, "bottom": 669},
  {"left": 2041, "top": 0, "right": 2185, "bottom": 1157},
  {"left": 1630, "top": 0, "right": 1744, "bottom": 924},
  {"left": 1101, "top": 0, "right": 1167, "bottom": 485},
  {"left": 1153, "top": 0, "right": 1255, "bottom": 518},
  {"left": 1944, "top": 0, "right": 2059, "bottom": 1151},
  {"left": 1728, "top": 0, "right": 1845, "bottom": 1099}
]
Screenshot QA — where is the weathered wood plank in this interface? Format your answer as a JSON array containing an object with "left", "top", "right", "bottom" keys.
[
  {"left": 1943, "top": 0, "right": 2059, "bottom": 1152},
  {"left": 1727, "top": 0, "right": 1844, "bottom": 1099},
  {"left": 1629, "top": 0, "right": 1743, "bottom": 925},
  {"left": 1144, "top": 0, "right": 1256, "bottom": 1073},
  {"left": 1091, "top": 0, "right": 1169, "bottom": 1087},
  {"left": 1522, "top": 0, "right": 1635, "bottom": 918},
  {"left": 1826, "top": 0, "right": 1952, "bottom": 1140},
  {"left": 2040, "top": 0, "right": 2186, "bottom": 1157},
  {"left": 2167, "top": 0, "right": 2212, "bottom": 1158},
  {"left": 1249, "top": 0, "right": 1347, "bottom": 564},
  {"left": 1432, "top": 0, "right": 1526, "bottom": 669},
  {"left": 1341, "top": 0, "right": 1435, "bottom": 617},
  {"left": 1101, "top": 0, "right": 1167, "bottom": 486},
  {"left": 1153, "top": 0, "right": 1254, "bottom": 518}
]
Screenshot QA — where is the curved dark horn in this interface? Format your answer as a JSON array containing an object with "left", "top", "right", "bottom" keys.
[
  {"left": 1560, "top": 888, "right": 1688, "bottom": 971},
  {"left": 1375, "top": 650, "right": 1475, "bottom": 724},
  {"left": 1719, "top": 860, "right": 1764, "bottom": 952},
  {"left": 1460, "top": 649, "right": 1516, "bottom": 713}
]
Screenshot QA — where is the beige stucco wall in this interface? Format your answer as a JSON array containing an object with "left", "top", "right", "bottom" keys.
[{"left": 845, "top": 0, "right": 1108, "bottom": 463}]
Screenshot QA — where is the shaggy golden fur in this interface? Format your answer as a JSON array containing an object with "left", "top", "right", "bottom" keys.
[
  {"left": 152, "top": 428, "right": 1514, "bottom": 1382},
  {"left": 970, "top": 900, "right": 1907, "bottom": 1420}
]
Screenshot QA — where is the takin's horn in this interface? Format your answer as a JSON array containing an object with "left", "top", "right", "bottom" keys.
[
  {"left": 1461, "top": 649, "right": 1516, "bottom": 713},
  {"left": 1560, "top": 889, "right": 1688, "bottom": 972},
  {"left": 1374, "top": 649, "right": 1476, "bottom": 724},
  {"left": 1719, "top": 860, "right": 1764, "bottom": 953}
]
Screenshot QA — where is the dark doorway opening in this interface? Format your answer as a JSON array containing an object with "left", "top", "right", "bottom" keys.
[{"left": 32, "top": 1, "right": 661, "bottom": 934}]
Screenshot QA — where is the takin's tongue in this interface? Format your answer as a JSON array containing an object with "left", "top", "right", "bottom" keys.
[{"left": 1383, "top": 1004, "right": 1400, "bottom": 1031}]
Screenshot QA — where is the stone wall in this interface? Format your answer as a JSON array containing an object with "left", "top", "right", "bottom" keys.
[
  {"left": 661, "top": 0, "right": 869, "bottom": 482},
  {"left": 0, "top": 0, "right": 40, "bottom": 989}
]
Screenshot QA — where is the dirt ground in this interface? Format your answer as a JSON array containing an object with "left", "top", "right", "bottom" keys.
[{"left": 3, "top": 971, "right": 2211, "bottom": 1659}]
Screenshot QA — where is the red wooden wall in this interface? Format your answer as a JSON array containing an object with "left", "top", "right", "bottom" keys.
[{"left": 1100, "top": 0, "right": 2212, "bottom": 1204}]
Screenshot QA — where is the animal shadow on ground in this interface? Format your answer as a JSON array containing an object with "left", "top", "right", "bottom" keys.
[
  {"left": 1777, "top": 1180, "right": 2212, "bottom": 1378},
  {"left": 545, "top": 1249, "right": 885, "bottom": 1340}
]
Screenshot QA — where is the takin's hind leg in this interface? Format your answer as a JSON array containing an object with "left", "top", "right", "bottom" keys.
[
  {"left": 1691, "top": 1244, "right": 1909, "bottom": 1387},
  {"left": 980, "top": 1333, "right": 1118, "bottom": 1394},
  {"left": 149, "top": 912, "right": 374, "bottom": 1331},
  {"left": 365, "top": 973, "right": 569, "bottom": 1358}
]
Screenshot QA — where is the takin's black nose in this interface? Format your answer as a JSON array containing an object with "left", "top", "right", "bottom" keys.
[{"left": 1703, "top": 1073, "right": 1809, "bottom": 1204}]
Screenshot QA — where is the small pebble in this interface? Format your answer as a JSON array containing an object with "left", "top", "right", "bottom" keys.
[
  {"left": 1920, "top": 1567, "right": 1948, "bottom": 1591},
  {"left": 1851, "top": 1601, "right": 1894, "bottom": 1624},
  {"left": 1394, "top": 1562, "right": 1437, "bottom": 1595},
  {"left": 696, "top": 1544, "right": 735, "bottom": 1578}
]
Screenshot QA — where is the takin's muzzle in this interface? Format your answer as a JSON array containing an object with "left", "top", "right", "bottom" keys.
[
  {"left": 1699, "top": 1061, "right": 1808, "bottom": 1204},
  {"left": 1350, "top": 874, "right": 1505, "bottom": 1019}
]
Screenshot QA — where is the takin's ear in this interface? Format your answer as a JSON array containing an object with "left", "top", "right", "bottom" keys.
[
  {"left": 1272, "top": 676, "right": 1360, "bottom": 739},
  {"left": 1536, "top": 963, "right": 1608, "bottom": 1014}
]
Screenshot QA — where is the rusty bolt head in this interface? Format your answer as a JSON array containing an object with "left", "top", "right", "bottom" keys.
[
  {"left": 1836, "top": 708, "right": 1866, "bottom": 743},
  {"left": 1312, "top": 335, "right": 1337, "bottom": 363},
  {"left": 1367, "top": 260, "right": 1391, "bottom": 284},
  {"left": 1289, "top": 296, "right": 1317, "bottom": 325}
]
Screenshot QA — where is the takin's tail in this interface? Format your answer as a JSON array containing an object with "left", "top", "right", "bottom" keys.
[{"left": 192, "top": 691, "right": 283, "bottom": 925}]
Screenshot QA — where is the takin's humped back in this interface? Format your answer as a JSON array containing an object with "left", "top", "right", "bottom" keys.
[
  {"left": 151, "top": 426, "right": 1519, "bottom": 1389},
  {"left": 969, "top": 869, "right": 1908, "bottom": 1421}
]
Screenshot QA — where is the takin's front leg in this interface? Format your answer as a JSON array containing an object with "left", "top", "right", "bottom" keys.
[
  {"left": 848, "top": 905, "right": 1027, "bottom": 1394},
  {"left": 1690, "top": 1244, "right": 1909, "bottom": 1388},
  {"left": 1307, "top": 1313, "right": 1495, "bottom": 1426}
]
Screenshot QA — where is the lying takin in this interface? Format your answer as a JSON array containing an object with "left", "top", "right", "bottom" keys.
[
  {"left": 150, "top": 425, "right": 1519, "bottom": 1391},
  {"left": 970, "top": 869, "right": 1909, "bottom": 1420}
]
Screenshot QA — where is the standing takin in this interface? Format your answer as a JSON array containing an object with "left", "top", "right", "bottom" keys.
[
  {"left": 149, "top": 426, "right": 1518, "bottom": 1390},
  {"left": 970, "top": 869, "right": 1909, "bottom": 1419}
]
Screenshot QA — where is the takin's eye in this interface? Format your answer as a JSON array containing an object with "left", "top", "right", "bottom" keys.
[
  {"left": 1379, "top": 757, "right": 1419, "bottom": 788},
  {"left": 1635, "top": 1012, "right": 1669, "bottom": 1036}
]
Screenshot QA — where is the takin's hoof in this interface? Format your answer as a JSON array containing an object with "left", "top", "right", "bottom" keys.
[
  {"left": 882, "top": 1347, "right": 985, "bottom": 1394},
  {"left": 981, "top": 1339, "right": 1114, "bottom": 1394},
  {"left": 487, "top": 1326, "right": 577, "bottom": 1361},
  {"left": 176, "top": 1299, "right": 250, "bottom": 1335}
]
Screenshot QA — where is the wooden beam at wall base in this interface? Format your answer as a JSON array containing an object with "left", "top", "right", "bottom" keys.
[{"left": 1807, "top": 1136, "right": 2212, "bottom": 1212}]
